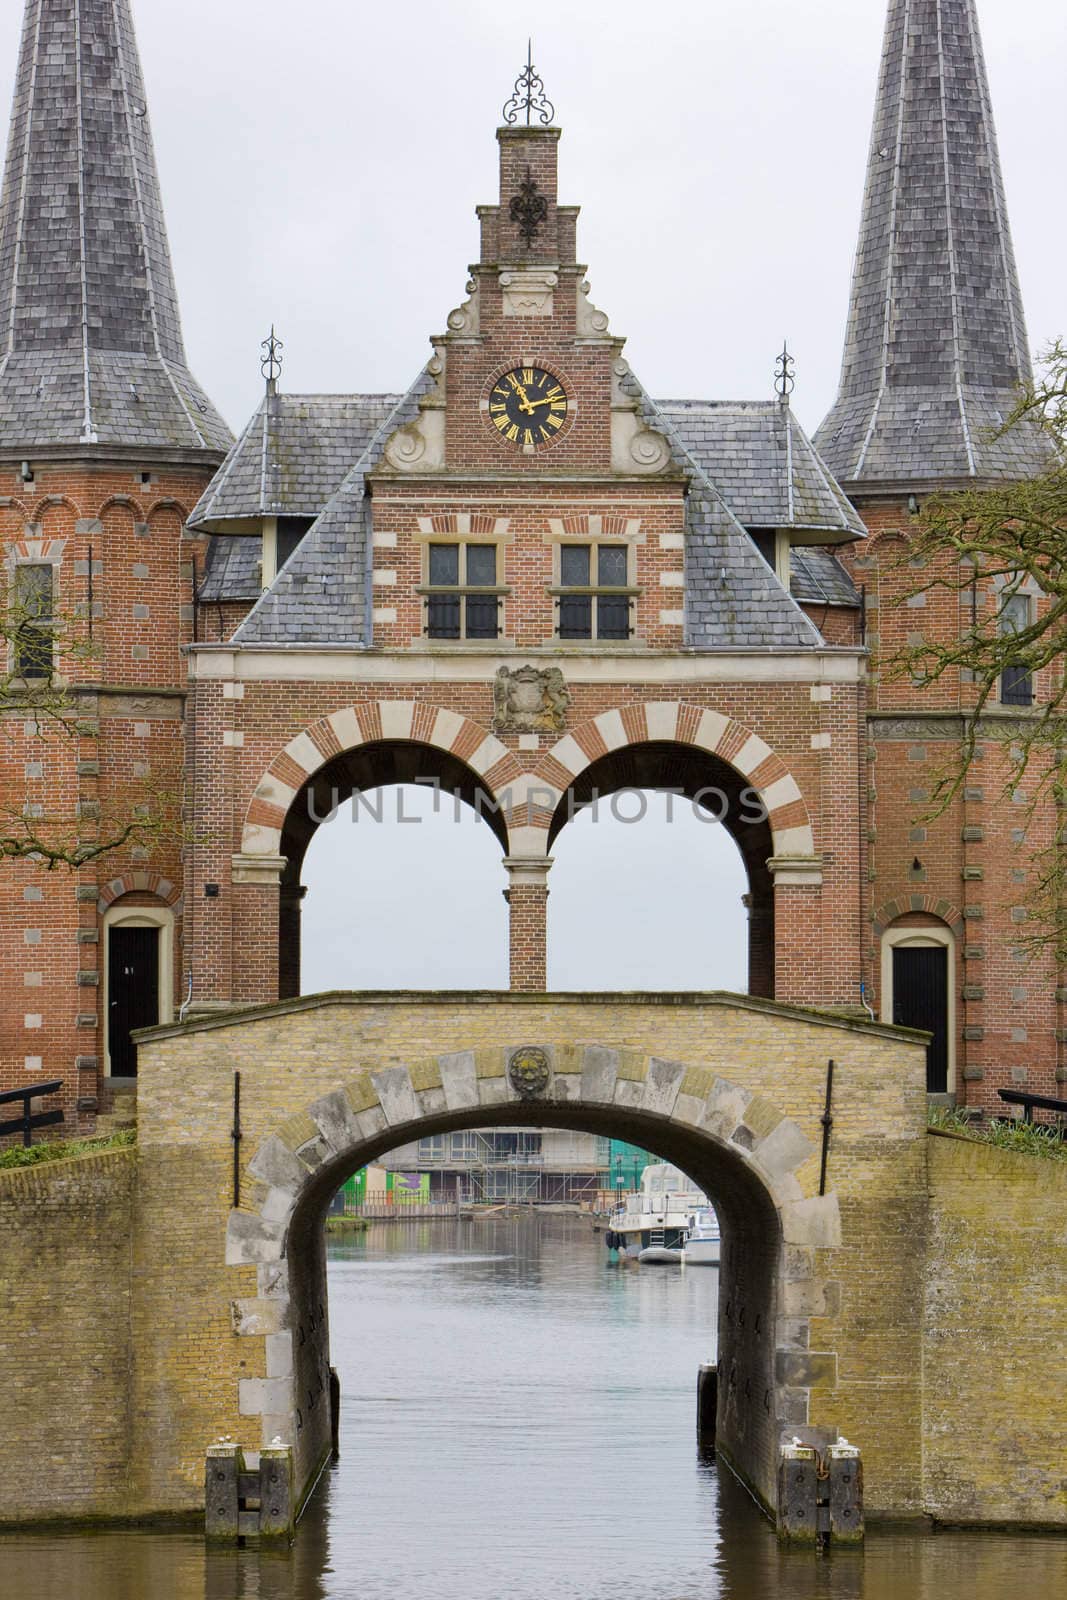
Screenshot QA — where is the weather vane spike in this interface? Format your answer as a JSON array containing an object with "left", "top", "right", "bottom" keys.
[
  {"left": 502, "top": 40, "right": 555, "bottom": 127},
  {"left": 260, "top": 325, "right": 284, "bottom": 391},
  {"left": 774, "top": 341, "right": 796, "bottom": 400}
]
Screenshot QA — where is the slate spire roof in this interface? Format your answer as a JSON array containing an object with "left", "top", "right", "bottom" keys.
[
  {"left": 0, "top": 0, "right": 230, "bottom": 457},
  {"left": 815, "top": 0, "right": 1051, "bottom": 489}
]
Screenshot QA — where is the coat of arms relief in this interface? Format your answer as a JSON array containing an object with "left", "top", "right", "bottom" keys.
[{"left": 492, "top": 665, "right": 571, "bottom": 734}]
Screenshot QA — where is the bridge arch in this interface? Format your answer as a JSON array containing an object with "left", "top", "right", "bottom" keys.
[{"left": 228, "top": 1040, "right": 841, "bottom": 1516}]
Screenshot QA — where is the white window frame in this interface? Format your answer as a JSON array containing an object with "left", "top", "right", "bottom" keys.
[{"left": 880, "top": 923, "right": 956, "bottom": 1096}]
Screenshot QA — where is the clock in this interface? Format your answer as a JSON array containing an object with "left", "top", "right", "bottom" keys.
[{"left": 488, "top": 366, "right": 568, "bottom": 448}]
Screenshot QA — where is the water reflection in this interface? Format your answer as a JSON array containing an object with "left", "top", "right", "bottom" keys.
[{"left": 1, "top": 1215, "right": 1065, "bottom": 1599}]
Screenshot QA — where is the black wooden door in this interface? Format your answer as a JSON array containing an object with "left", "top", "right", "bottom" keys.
[
  {"left": 108, "top": 926, "right": 160, "bottom": 1078},
  {"left": 892, "top": 945, "right": 949, "bottom": 1093}
]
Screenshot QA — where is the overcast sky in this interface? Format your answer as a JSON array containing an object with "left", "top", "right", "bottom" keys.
[
  {"left": 0, "top": 0, "right": 1059, "bottom": 437},
  {"left": 0, "top": 0, "right": 1060, "bottom": 992}
]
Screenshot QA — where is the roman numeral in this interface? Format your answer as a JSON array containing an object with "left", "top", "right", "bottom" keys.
[
  {"left": 523, "top": 428, "right": 533, "bottom": 446},
  {"left": 550, "top": 399, "right": 566, "bottom": 412},
  {"left": 506, "top": 424, "right": 520, "bottom": 442},
  {"left": 521, "top": 368, "right": 534, "bottom": 386},
  {"left": 494, "top": 414, "right": 509, "bottom": 431},
  {"left": 490, "top": 402, "right": 506, "bottom": 414},
  {"left": 547, "top": 412, "right": 563, "bottom": 429}
]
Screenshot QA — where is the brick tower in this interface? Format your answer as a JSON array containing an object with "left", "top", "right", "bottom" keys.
[
  {"left": 0, "top": 0, "right": 230, "bottom": 1127},
  {"left": 816, "top": 0, "right": 1059, "bottom": 1107}
]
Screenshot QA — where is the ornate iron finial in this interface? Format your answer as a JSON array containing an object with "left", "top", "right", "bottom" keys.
[
  {"left": 502, "top": 40, "right": 555, "bottom": 127},
  {"left": 260, "top": 325, "right": 284, "bottom": 391},
  {"left": 774, "top": 341, "right": 795, "bottom": 400},
  {"left": 509, "top": 167, "right": 549, "bottom": 248}
]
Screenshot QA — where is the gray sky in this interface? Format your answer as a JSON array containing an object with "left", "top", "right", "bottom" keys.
[
  {"left": 0, "top": 0, "right": 1059, "bottom": 438},
  {"left": 0, "top": 0, "right": 1060, "bottom": 991}
]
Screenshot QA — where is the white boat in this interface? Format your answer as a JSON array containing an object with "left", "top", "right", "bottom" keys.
[
  {"left": 682, "top": 1205, "right": 721, "bottom": 1266},
  {"left": 604, "top": 1162, "right": 707, "bottom": 1264}
]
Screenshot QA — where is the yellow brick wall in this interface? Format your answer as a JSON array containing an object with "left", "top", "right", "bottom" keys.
[
  {"left": 9, "top": 998, "right": 1062, "bottom": 1531},
  {"left": 132, "top": 992, "right": 929, "bottom": 1518},
  {"left": 0, "top": 1150, "right": 136, "bottom": 1521},
  {"left": 923, "top": 1130, "right": 1067, "bottom": 1527}
]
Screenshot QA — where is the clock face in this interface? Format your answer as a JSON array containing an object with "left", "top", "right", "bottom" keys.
[{"left": 489, "top": 366, "right": 568, "bottom": 448}]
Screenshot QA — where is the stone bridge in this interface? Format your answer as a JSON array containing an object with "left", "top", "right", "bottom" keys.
[{"left": 1, "top": 991, "right": 1065, "bottom": 1535}]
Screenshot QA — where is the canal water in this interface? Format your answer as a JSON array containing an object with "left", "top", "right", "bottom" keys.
[{"left": 3, "top": 1213, "right": 1066, "bottom": 1598}]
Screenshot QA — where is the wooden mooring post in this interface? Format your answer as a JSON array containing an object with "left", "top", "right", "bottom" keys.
[
  {"left": 696, "top": 1363, "right": 717, "bottom": 1452},
  {"left": 205, "top": 1442, "right": 294, "bottom": 1542},
  {"left": 777, "top": 1432, "right": 863, "bottom": 1547}
]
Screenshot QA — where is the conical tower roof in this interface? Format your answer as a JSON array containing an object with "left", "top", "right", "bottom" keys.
[
  {"left": 815, "top": 0, "right": 1050, "bottom": 490},
  {"left": 0, "top": 0, "right": 230, "bottom": 458}
]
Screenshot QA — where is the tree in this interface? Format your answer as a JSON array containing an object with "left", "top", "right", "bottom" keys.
[
  {"left": 1, "top": 577, "right": 178, "bottom": 869},
  {"left": 885, "top": 340, "right": 1067, "bottom": 960}
]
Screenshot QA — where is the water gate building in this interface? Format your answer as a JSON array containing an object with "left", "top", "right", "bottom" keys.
[
  {"left": 0, "top": 0, "right": 1057, "bottom": 1124},
  {"left": 1, "top": 0, "right": 1066, "bottom": 1537}
]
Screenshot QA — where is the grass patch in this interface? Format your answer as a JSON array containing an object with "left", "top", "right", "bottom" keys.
[
  {"left": 325, "top": 1214, "right": 369, "bottom": 1235},
  {"left": 0, "top": 1126, "right": 135, "bottom": 1171},
  {"left": 929, "top": 1103, "right": 1067, "bottom": 1162}
]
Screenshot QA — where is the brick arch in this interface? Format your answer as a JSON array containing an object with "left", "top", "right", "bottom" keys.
[
  {"left": 0, "top": 492, "right": 33, "bottom": 523},
  {"left": 29, "top": 493, "right": 83, "bottom": 524},
  {"left": 228, "top": 1038, "right": 841, "bottom": 1516},
  {"left": 144, "top": 497, "right": 191, "bottom": 523},
  {"left": 96, "top": 495, "right": 141, "bottom": 521},
  {"left": 519, "top": 701, "right": 815, "bottom": 860},
  {"left": 240, "top": 700, "right": 523, "bottom": 857},
  {"left": 98, "top": 872, "right": 183, "bottom": 914},
  {"left": 872, "top": 895, "right": 964, "bottom": 938},
  {"left": 864, "top": 525, "right": 913, "bottom": 557}
]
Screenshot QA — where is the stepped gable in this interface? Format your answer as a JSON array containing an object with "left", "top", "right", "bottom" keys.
[
  {"left": 0, "top": 0, "right": 230, "bottom": 456},
  {"left": 815, "top": 0, "right": 1051, "bottom": 489}
]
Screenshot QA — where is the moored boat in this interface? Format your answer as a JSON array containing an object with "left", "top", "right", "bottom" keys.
[
  {"left": 605, "top": 1162, "right": 706, "bottom": 1264},
  {"left": 681, "top": 1205, "right": 721, "bottom": 1266}
]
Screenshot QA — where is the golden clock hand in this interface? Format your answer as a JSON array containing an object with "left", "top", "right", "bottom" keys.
[{"left": 512, "top": 382, "right": 536, "bottom": 415}]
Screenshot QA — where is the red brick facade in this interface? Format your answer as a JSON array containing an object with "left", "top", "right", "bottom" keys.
[{"left": 1, "top": 120, "right": 1058, "bottom": 1137}]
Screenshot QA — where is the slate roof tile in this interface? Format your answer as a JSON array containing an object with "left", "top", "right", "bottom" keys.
[
  {"left": 815, "top": 0, "right": 1052, "bottom": 487},
  {"left": 0, "top": 0, "right": 230, "bottom": 455}
]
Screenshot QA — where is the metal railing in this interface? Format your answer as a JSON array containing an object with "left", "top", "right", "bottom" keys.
[
  {"left": 0, "top": 1079, "right": 64, "bottom": 1147},
  {"left": 997, "top": 1088, "right": 1067, "bottom": 1134}
]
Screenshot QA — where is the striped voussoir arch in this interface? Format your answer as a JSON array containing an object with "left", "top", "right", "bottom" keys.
[
  {"left": 505, "top": 700, "right": 816, "bottom": 859},
  {"left": 98, "top": 872, "right": 182, "bottom": 913},
  {"left": 240, "top": 701, "right": 524, "bottom": 857},
  {"left": 871, "top": 894, "right": 964, "bottom": 937}
]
